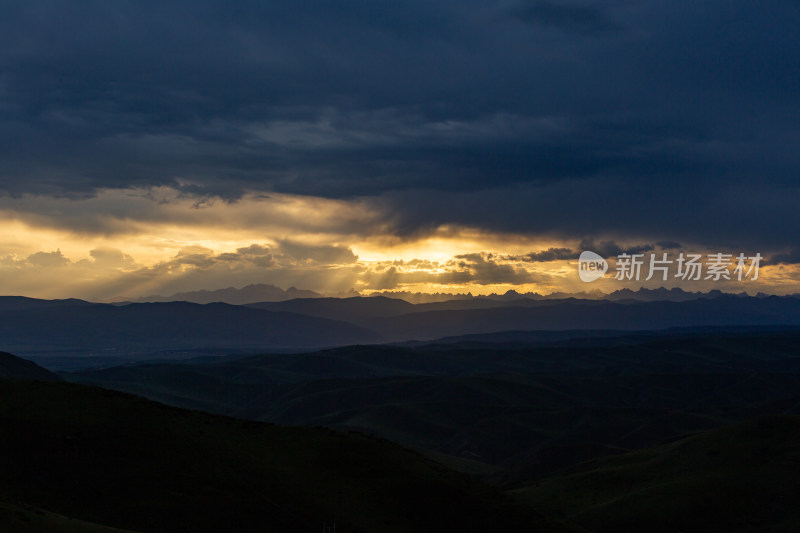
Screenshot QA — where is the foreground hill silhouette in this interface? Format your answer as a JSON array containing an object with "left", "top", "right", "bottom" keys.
[
  {"left": 0, "top": 350, "right": 60, "bottom": 381},
  {"left": 9, "top": 346, "right": 800, "bottom": 531},
  {"left": 0, "top": 378, "right": 568, "bottom": 533},
  {"left": 69, "top": 330, "right": 800, "bottom": 486},
  {"left": 515, "top": 416, "right": 800, "bottom": 533},
  {"left": 0, "top": 501, "right": 138, "bottom": 532}
]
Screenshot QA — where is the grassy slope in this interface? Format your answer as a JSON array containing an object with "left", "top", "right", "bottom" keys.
[
  {"left": 0, "top": 501, "right": 138, "bottom": 532},
  {"left": 514, "top": 415, "right": 800, "bottom": 533},
  {"left": 0, "top": 351, "right": 61, "bottom": 381},
  {"left": 66, "top": 333, "right": 800, "bottom": 486},
  {"left": 0, "top": 379, "right": 569, "bottom": 533}
]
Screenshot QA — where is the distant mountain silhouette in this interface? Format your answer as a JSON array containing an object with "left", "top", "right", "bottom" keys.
[
  {"left": 128, "top": 284, "right": 767, "bottom": 306},
  {"left": 0, "top": 295, "right": 94, "bottom": 310},
  {"left": 245, "top": 291, "right": 774, "bottom": 328},
  {"left": 365, "top": 295, "right": 800, "bottom": 341},
  {"left": 0, "top": 300, "right": 381, "bottom": 361},
  {"left": 374, "top": 286, "right": 751, "bottom": 303},
  {"left": 131, "top": 283, "right": 322, "bottom": 304},
  {"left": 246, "top": 296, "right": 417, "bottom": 321},
  {"left": 4, "top": 293, "right": 800, "bottom": 368},
  {"left": 246, "top": 296, "right": 549, "bottom": 323},
  {"left": 603, "top": 286, "right": 726, "bottom": 301}
]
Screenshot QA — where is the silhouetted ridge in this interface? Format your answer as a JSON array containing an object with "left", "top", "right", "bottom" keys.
[{"left": 0, "top": 351, "right": 60, "bottom": 381}]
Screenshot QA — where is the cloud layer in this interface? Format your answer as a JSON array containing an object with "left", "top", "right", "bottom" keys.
[{"left": 0, "top": 1, "right": 798, "bottom": 296}]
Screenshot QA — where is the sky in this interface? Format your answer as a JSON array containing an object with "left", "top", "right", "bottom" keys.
[{"left": 1, "top": 0, "right": 799, "bottom": 300}]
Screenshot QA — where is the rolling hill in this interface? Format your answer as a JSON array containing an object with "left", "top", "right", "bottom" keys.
[
  {"left": 514, "top": 415, "right": 800, "bottom": 533},
  {"left": 0, "top": 378, "right": 569, "bottom": 533},
  {"left": 0, "top": 351, "right": 61, "bottom": 381},
  {"left": 363, "top": 296, "right": 800, "bottom": 341},
  {"left": 0, "top": 299, "right": 382, "bottom": 365},
  {"left": 3, "top": 294, "right": 800, "bottom": 369},
  {"left": 67, "top": 330, "right": 800, "bottom": 486}
]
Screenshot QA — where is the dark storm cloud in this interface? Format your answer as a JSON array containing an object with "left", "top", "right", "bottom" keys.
[
  {"left": 577, "top": 239, "right": 653, "bottom": 258},
  {"left": 512, "top": 240, "right": 679, "bottom": 263},
  {"left": 767, "top": 250, "right": 800, "bottom": 266},
  {"left": 517, "top": 247, "right": 579, "bottom": 262},
  {"left": 1, "top": 0, "right": 799, "bottom": 247}
]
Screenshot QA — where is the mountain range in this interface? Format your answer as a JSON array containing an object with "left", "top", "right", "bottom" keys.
[
  {"left": 2, "top": 292, "right": 799, "bottom": 370},
  {"left": 54, "top": 329, "right": 800, "bottom": 532},
  {"left": 0, "top": 352, "right": 564, "bottom": 532},
  {"left": 4, "top": 301, "right": 800, "bottom": 531},
  {"left": 128, "top": 284, "right": 776, "bottom": 305},
  {"left": 67, "top": 330, "right": 800, "bottom": 485}
]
